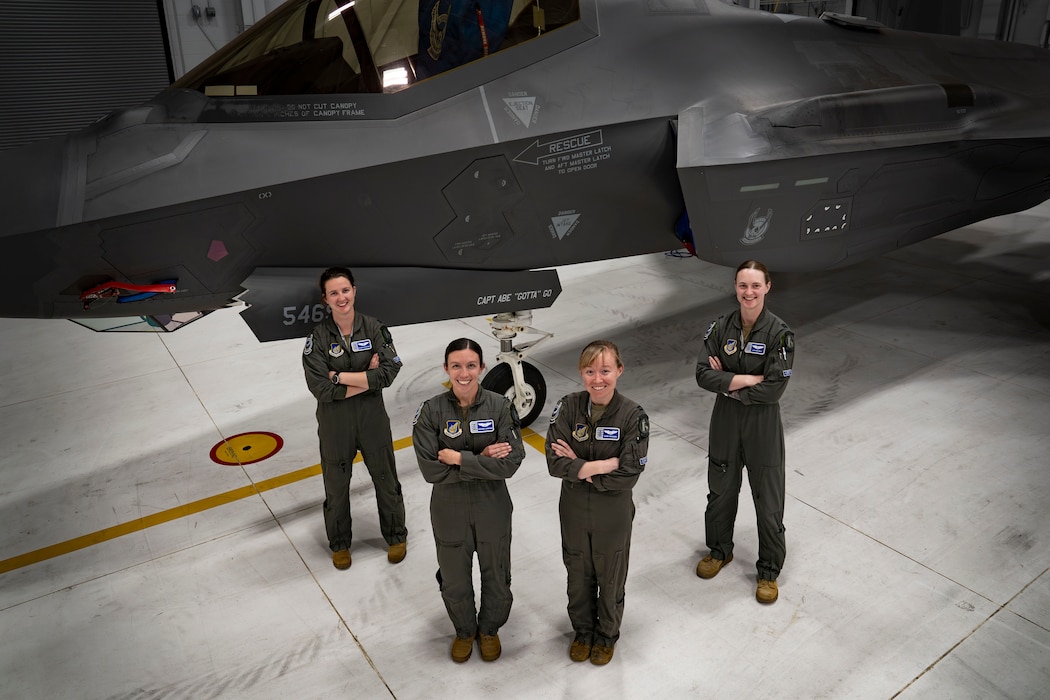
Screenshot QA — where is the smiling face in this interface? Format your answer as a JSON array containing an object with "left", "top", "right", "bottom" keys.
[
  {"left": 445, "top": 348, "right": 484, "bottom": 405},
  {"left": 735, "top": 267, "right": 770, "bottom": 316},
  {"left": 580, "top": 349, "right": 623, "bottom": 406},
  {"left": 323, "top": 275, "right": 356, "bottom": 320}
]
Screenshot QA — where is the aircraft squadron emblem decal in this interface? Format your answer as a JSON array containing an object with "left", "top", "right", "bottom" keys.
[{"left": 741, "top": 208, "right": 773, "bottom": 246}]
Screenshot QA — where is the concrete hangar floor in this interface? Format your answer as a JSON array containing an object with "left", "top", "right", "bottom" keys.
[{"left": 1, "top": 204, "right": 1048, "bottom": 700}]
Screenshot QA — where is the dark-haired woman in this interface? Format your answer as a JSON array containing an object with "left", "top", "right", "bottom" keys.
[
  {"left": 412, "top": 338, "right": 524, "bottom": 663},
  {"left": 546, "top": 340, "right": 649, "bottom": 666},
  {"left": 302, "top": 267, "right": 408, "bottom": 570},
  {"left": 695, "top": 260, "right": 794, "bottom": 604}
]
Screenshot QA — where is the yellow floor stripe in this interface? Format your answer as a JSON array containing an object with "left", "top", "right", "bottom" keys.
[{"left": 0, "top": 430, "right": 544, "bottom": 575}]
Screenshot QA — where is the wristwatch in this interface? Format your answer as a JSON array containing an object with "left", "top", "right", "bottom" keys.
[{"left": 331, "top": 372, "right": 340, "bottom": 385}]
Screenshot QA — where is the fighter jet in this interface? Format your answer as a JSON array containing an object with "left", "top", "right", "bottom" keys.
[{"left": 3, "top": 0, "right": 1050, "bottom": 424}]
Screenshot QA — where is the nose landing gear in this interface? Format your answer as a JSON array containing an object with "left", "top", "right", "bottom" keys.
[{"left": 480, "top": 310, "right": 552, "bottom": 427}]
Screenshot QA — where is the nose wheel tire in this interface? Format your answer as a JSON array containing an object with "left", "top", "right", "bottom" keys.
[{"left": 482, "top": 361, "right": 547, "bottom": 427}]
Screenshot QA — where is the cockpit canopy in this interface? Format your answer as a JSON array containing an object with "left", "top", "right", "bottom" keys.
[{"left": 173, "top": 0, "right": 580, "bottom": 97}]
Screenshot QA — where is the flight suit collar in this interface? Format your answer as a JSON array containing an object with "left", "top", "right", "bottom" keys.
[
  {"left": 443, "top": 387, "right": 484, "bottom": 410},
  {"left": 586, "top": 388, "right": 623, "bottom": 417},
  {"left": 729, "top": 306, "right": 769, "bottom": 331}
]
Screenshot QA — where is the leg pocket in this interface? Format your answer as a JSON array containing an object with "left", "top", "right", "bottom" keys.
[{"left": 707, "top": 457, "right": 731, "bottom": 497}]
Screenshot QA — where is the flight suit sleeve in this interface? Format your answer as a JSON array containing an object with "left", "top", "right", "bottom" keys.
[
  {"left": 545, "top": 397, "right": 586, "bottom": 482},
  {"left": 365, "top": 322, "right": 403, "bottom": 391},
  {"left": 412, "top": 400, "right": 464, "bottom": 484},
  {"left": 738, "top": 329, "right": 794, "bottom": 405},
  {"left": 459, "top": 397, "right": 524, "bottom": 481},
  {"left": 302, "top": 331, "right": 346, "bottom": 402},
  {"left": 591, "top": 406, "right": 650, "bottom": 492},
  {"left": 696, "top": 318, "right": 734, "bottom": 394}
]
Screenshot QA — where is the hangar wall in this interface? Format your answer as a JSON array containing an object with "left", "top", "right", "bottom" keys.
[{"left": 0, "top": 0, "right": 171, "bottom": 151}]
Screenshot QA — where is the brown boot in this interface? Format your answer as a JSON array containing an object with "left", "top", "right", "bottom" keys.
[
  {"left": 696, "top": 553, "right": 732, "bottom": 579},
  {"left": 590, "top": 644, "right": 615, "bottom": 666},
  {"left": 387, "top": 541, "right": 407, "bottom": 564},
  {"left": 478, "top": 633, "right": 501, "bottom": 661},
  {"left": 756, "top": 578, "right": 779, "bottom": 604},
  {"left": 569, "top": 638, "right": 592, "bottom": 662},
  {"left": 451, "top": 634, "right": 475, "bottom": 663},
  {"left": 332, "top": 549, "right": 351, "bottom": 570}
]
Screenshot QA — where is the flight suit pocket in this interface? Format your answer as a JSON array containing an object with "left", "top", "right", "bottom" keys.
[
  {"left": 707, "top": 457, "right": 731, "bottom": 496},
  {"left": 562, "top": 546, "right": 585, "bottom": 585},
  {"left": 594, "top": 549, "right": 625, "bottom": 589},
  {"left": 479, "top": 534, "right": 512, "bottom": 587}
]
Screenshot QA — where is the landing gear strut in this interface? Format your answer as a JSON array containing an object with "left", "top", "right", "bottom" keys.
[{"left": 480, "top": 310, "right": 552, "bottom": 427}]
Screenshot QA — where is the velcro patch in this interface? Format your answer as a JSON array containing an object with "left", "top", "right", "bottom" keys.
[
  {"left": 597, "top": 427, "right": 621, "bottom": 441},
  {"left": 703, "top": 320, "right": 716, "bottom": 341},
  {"left": 470, "top": 419, "right": 494, "bottom": 434},
  {"left": 744, "top": 342, "right": 766, "bottom": 355},
  {"left": 351, "top": 339, "right": 373, "bottom": 352}
]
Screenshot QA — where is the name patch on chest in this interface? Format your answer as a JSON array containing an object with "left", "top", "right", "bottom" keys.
[
  {"left": 351, "top": 339, "right": 373, "bottom": 352},
  {"left": 744, "top": 342, "right": 766, "bottom": 355},
  {"left": 470, "top": 419, "right": 494, "bottom": 434},
  {"left": 596, "top": 427, "right": 621, "bottom": 441}
]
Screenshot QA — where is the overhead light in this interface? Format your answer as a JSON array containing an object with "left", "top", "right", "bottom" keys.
[{"left": 327, "top": 1, "right": 355, "bottom": 21}]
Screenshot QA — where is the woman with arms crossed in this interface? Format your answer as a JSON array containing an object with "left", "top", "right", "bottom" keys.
[
  {"left": 412, "top": 338, "right": 524, "bottom": 663},
  {"left": 302, "top": 267, "right": 408, "bottom": 570},
  {"left": 546, "top": 340, "right": 649, "bottom": 666},
  {"left": 695, "top": 259, "right": 795, "bottom": 604}
]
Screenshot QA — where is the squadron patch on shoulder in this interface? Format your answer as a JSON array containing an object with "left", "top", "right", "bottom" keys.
[
  {"left": 328, "top": 342, "right": 344, "bottom": 357},
  {"left": 412, "top": 401, "right": 425, "bottom": 425},
  {"left": 638, "top": 413, "right": 650, "bottom": 439},
  {"left": 550, "top": 400, "right": 562, "bottom": 424},
  {"left": 443, "top": 420, "right": 462, "bottom": 438},
  {"left": 303, "top": 336, "right": 313, "bottom": 356},
  {"left": 723, "top": 339, "right": 738, "bottom": 355},
  {"left": 572, "top": 423, "right": 590, "bottom": 442},
  {"left": 381, "top": 326, "right": 393, "bottom": 344},
  {"left": 703, "top": 320, "right": 716, "bottom": 341}
]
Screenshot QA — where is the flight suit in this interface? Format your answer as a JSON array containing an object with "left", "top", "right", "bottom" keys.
[
  {"left": 545, "top": 390, "right": 649, "bottom": 648},
  {"left": 303, "top": 313, "right": 407, "bottom": 553},
  {"left": 412, "top": 388, "right": 524, "bottom": 638},
  {"left": 695, "top": 307, "right": 794, "bottom": 581}
]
